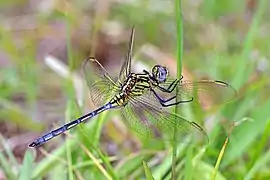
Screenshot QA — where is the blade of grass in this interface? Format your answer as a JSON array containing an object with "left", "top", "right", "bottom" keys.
[
  {"left": 80, "top": 144, "right": 113, "bottom": 180},
  {"left": 32, "top": 146, "right": 68, "bottom": 179},
  {"left": 0, "top": 134, "right": 19, "bottom": 169},
  {"left": 65, "top": 98, "right": 75, "bottom": 180},
  {"left": 18, "top": 150, "right": 34, "bottom": 180},
  {"left": 175, "top": 0, "right": 183, "bottom": 79},
  {"left": 194, "top": 161, "right": 227, "bottom": 180},
  {"left": 117, "top": 156, "right": 147, "bottom": 179},
  {"left": 65, "top": 8, "right": 75, "bottom": 180},
  {"left": 73, "top": 156, "right": 118, "bottom": 170},
  {"left": 152, "top": 154, "right": 174, "bottom": 180},
  {"left": 50, "top": 164, "right": 67, "bottom": 179},
  {"left": 211, "top": 125, "right": 233, "bottom": 180},
  {"left": 0, "top": 151, "right": 17, "bottom": 180},
  {"left": 65, "top": 8, "right": 74, "bottom": 71},
  {"left": 143, "top": 161, "right": 154, "bottom": 180},
  {"left": 211, "top": 118, "right": 251, "bottom": 180},
  {"left": 92, "top": 111, "right": 109, "bottom": 146},
  {"left": 0, "top": 98, "right": 43, "bottom": 132},
  {"left": 244, "top": 148, "right": 270, "bottom": 180},
  {"left": 172, "top": 0, "right": 183, "bottom": 179},
  {"left": 184, "top": 146, "right": 193, "bottom": 180},
  {"left": 245, "top": 119, "right": 270, "bottom": 179},
  {"left": 247, "top": 119, "right": 270, "bottom": 170},
  {"left": 88, "top": 0, "right": 108, "bottom": 56},
  {"left": 224, "top": 100, "right": 270, "bottom": 165},
  {"left": 115, "top": 150, "right": 158, "bottom": 178},
  {"left": 232, "top": 0, "right": 267, "bottom": 89},
  {"left": 77, "top": 123, "right": 119, "bottom": 180},
  {"left": 152, "top": 144, "right": 188, "bottom": 179}
]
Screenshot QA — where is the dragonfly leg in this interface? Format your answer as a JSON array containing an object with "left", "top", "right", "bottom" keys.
[
  {"left": 151, "top": 89, "right": 193, "bottom": 107},
  {"left": 158, "top": 76, "right": 183, "bottom": 93},
  {"left": 158, "top": 80, "right": 177, "bottom": 92}
]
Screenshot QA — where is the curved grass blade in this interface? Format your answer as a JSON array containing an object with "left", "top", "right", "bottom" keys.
[
  {"left": 19, "top": 150, "right": 34, "bottom": 180},
  {"left": 143, "top": 161, "right": 154, "bottom": 180}
]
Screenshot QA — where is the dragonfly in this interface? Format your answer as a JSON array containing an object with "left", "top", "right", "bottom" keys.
[{"left": 29, "top": 26, "right": 236, "bottom": 148}]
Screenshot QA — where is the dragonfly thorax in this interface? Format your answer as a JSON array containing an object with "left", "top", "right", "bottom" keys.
[
  {"left": 121, "top": 72, "right": 151, "bottom": 96},
  {"left": 109, "top": 73, "right": 151, "bottom": 107},
  {"left": 121, "top": 73, "right": 136, "bottom": 93}
]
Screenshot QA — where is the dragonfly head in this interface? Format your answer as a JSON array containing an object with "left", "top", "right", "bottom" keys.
[{"left": 151, "top": 65, "right": 169, "bottom": 83}]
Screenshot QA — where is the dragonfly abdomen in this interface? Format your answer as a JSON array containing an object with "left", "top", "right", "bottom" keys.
[
  {"left": 29, "top": 103, "right": 113, "bottom": 147},
  {"left": 29, "top": 118, "right": 84, "bottom": 147}
]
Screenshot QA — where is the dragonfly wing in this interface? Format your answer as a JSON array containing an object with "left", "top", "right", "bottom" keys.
[
  {"left": 118, "top": 26, "right": 135, "bottom": 83},
  {"left": 159, "top": 79, "right": 237, "bottom": 107},
  {"left": 83, "top": 57, "right": 119, "bottom": 106},
  {"left": 121, "top": 92, "right": 208, "bottom": 143},
  {"left": 179, "top": 80, "right": 237, "bottom": 107}
]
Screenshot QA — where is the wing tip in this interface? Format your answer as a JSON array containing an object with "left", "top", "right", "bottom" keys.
[
  {"left": 214, "top": 80, "right": 237, "bottom": 97},
  {"left": 190, "top": 121, "right": 209, "bottom": 143},
  {"left": 214, "top": 80, "right": 229, "bottom": 86}
]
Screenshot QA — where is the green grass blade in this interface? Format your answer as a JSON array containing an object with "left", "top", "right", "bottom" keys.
[
  {"left": 232, "top": 0, "right": 267, "bottom": 89},
  {"left": 65, "top": 9, "right": 76, "bottom": 180},
  {"left": 81, "top": 145, "right": 113, "bottom": 180},
  {"left": 31, "top": 145, "right": 70, "bottom": 179},
  {"left": 172, "top": 0, "right": 183, "bottom": 179},
  {"left": 77, "top": 112, "right": 118, "bottom": 179},
  {"left": 65, "top": 99, "right": 75, "bottom": 180},
  {"left": 18, "top": 150, "right": 34, "bottom": 180},
  {"left": 244, "top": 120, "right": 270, "bottom": 179},
  {"left": 244, "top": 149, "right": 270, "bottom": 180},
  {"left": 224, "top": 100, "right": 270, "bottom": 164},
  {"left": 0, "top": 151, "right": 17, "bottom": 180},
  {"left": 175, "top": 0, "right": 183, "bottom": 78},
  {"left": 171, "top": 0, "right": 183, "bottom": 180},
  {"left": 0, "top": 134, "right": 19, "bottom": 169},
  {"left": 0, "top": 98, "right": 43, "bottom": 131},
  {"left": 143, "top": 161, "right": 155, "bottom": 180},
  {"left": 247, "top": 119, "right": 270, "bottom": 170},
  {"left": 116, "top": 155, "right": 150, "bottom": 179},
  {"left": 184, "top": 146, "right": 193, "bottom": 180},
  {"left": 194, "top": 161, "right": 227, "bottom": 180},
  {"left": 210, "top": 118, "right": 251, "bottom": 180}
]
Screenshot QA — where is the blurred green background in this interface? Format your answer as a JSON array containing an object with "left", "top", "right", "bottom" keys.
[{"left": 0, "top": 0, "right": 270, "bottom": 179}]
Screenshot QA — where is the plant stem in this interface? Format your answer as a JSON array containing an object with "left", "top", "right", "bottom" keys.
[{"left": 172, "top": 0, "right": 183, "bottom": 179}]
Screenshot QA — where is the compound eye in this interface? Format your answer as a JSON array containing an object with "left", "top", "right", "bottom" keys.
[
  {"left": 159, "top": 72, "right": 165, "bottom": 78},
  {"left": 158, "top": 67, "right": 167, "bottom": 82}
]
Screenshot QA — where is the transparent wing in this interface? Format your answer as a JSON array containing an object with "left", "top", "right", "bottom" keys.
[
  {"left": 118, "top": 26, "right": 135, "bottom": 83},
  {"left": 83, "top": 57, "right": 120, "bottom": 106},
  {"left": 158, "top": 79, "right": 237, "bottom": 107},
  {"left": 121, "top": 92, "right": 208, "bottom": 143}
]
